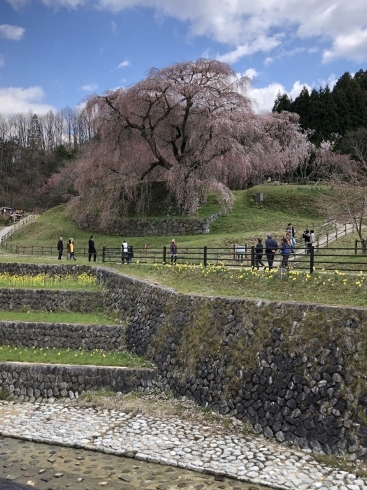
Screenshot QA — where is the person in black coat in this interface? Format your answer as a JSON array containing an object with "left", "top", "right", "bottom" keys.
[
  {"left": 88, "top": 235, "right": 97, "bottom": 262},
  {"left": 57, "top": 236, "right": 63, "bottom": 260},
  {"left": 265, "top": 233, "right": 278, "bottom": 270},
  {"left": 255, "top": 238, "right": 265, "bottom": 269}
]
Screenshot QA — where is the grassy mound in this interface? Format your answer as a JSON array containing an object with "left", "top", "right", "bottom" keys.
[{"left": 2, "top": 185, "right": 339, "bottom": 250}]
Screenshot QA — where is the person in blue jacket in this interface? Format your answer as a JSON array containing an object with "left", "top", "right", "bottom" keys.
[
  {"left": 280, "top": 237, "right": 291, "bottom": 268},
  {"left": 265, "top": 234, "right": 278, "bottom": 270}
]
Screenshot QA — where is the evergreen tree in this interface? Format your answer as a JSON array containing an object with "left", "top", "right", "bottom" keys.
[{"left": 273, "top": 92, "right": 292, "bottom": 112}]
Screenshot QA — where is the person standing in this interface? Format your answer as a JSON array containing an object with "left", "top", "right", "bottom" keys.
[
  {"left": 308, "top": 229, "right": 316, "bottom": 253},
  {"left": 121, "top": 239, "right": 128, "bottom": 264},
  {"left": 255, "top": 238, "right": 265, "bottom": 269},
  {"left": 303, "top": 229, "right": 311, "bottom": 254},
  {"left": 66, "top": 239, "right": 71, "bottom": 259},
  {"left": 57, "top": 236, "right": 63, "bottom": 260},
  {"left": 69, "top": 238, "right": 76, "bottom": 260},
  {"left": 265, "top": 234, "right": 278, "bottom": 270},
  {"left": 88, "top": 235, "right": 97, "bottom": 262},
  {"left": 280, "top": 237, "right": 291, "bottom": 268},
  {"left": 170, "top": 239, "right": 177, "bottom": 264}
]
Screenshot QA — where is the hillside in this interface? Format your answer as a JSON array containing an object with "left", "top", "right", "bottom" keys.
[{"left": 1, "top": 184, "right": 338, "bottom": 250}]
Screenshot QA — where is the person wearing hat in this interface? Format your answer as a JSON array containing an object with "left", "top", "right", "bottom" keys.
[
  {"left": 170, "top": 239, "right": 178, "bottom": 264},
  {"left": 265, "top": 233, "right": 278, "bottom": 270}
]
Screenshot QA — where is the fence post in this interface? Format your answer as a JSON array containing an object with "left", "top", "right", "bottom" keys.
[
  {"left": 326, "top": 233, "right": 329, "bottom": 247},
  {"left": 355, "top": 239, "right": 358, "bottom": 255},
  {"left": 251, "top": 246, "right": 255, "bottom": 268},
  {"left": 345, "top": 223, "right": 347, "bottom": 236},
  {"left": 309, "top": 246, "right": 315, "bottom": 273},
  {"left": 203, "top": 246, "right": 207, "bottom": 267},
  {"left": 102, "top": 246, "right": 106, "bottom": 263},
  {"left": 163, "top": 246, "right": 167, "bottom": 264}
]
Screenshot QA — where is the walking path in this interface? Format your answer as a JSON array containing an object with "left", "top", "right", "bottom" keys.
[
  {"left": 0, "top": 400, "right": 366, "bottom": 490},
  {"left": 0, "top": 215, "right": 38, "bottom": 244}
]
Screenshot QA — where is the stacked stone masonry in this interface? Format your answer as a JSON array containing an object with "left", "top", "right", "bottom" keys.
[
  {"left": 0, "top": 321, "right": 125, "bottom": 351},
  {"left": 0, "top": 363, "right": 156, "bottom": 402},
  {"left": 1, "top": 262, "right": 367, "bottom": 460},
  {"left": 77, "top": 212, "right": 222, "bottom": 236}
]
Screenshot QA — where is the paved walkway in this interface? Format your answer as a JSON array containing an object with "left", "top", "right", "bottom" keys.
[
  {"left": 0, "top": 215, "right": 38, "bottom": 244},
  {"left": 0, "top": 400, "right": 366, "bottom": 490}
]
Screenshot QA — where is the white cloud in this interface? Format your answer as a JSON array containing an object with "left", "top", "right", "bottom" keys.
[
  {"left": 6, "top": 0, "right": 367, "bottom": 63},
  {"left": 0, "top": 24, "right": 25, "bottom": 40},
  {"left": 81, "top": 83, "right": 98, "bottom": 91},
  {"left": 7, "top": 0, "right": 86, "bottom": 7},
  {"left": 243, "top": 68, "right": 258, "bottom": 80},
  {"left": 5, "top": 0, "right": 29, "bottom": 9},
  {"left": 217, "top": 36, "right": 281, "bottom": 63},
  {"left": 323, "top": 29, "right": 367, "bottom": 63},
  {"left": 92, "top": 0, "right": 367, "bottom": 64},
  {"left": 118, "top": 60, "right": 130, "bottom": 68},
  {"left": 249, "top": 80, "right": 312, "bottom": 113},
  {"left": 317, "top": 73, "right": 338, "bottom": 90},
  {"left": 264, "top": 57, "right": 273, "bottom": 66},
  {"left": 249, "top": 82, "right": 285, "bottom": 113},
  {"left": 0, "top": 86, "right": 55, "bottom": 114},
  {"left": 288, "top": 80, "right": 312, "bottom": 100}
]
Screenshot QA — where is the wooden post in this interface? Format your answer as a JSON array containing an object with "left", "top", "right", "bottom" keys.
[{"left": 310, "top": 246, "right": 315, "bottom": 273}]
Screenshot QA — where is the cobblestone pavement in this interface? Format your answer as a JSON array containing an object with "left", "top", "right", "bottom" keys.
[
  {"left": 0, "top": 436, "right": 266, "bottom": 490},
  {"left": 0, "top": 401, "right": 367, "bottom": 490}
]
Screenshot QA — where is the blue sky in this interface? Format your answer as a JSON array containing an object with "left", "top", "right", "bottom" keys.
[{"left": 1, "top": 0, "right": 367, "bottom": 114}]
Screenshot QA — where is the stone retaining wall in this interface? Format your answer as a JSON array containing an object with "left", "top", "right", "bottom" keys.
[
  {"left": 0, "top": 288, "right": 106, "bottom": 312},
  {"left": 0, "top": 362, "right": 156, "bottom": 402},
  {"left": 2, "top": 263, "right": 367, "bottom": 459},
  {"left": 0, "top": 321, "right": 125, "bottom": 351},
  {"left": 77, "top": 212, "right": 222, "bottom": 236}
]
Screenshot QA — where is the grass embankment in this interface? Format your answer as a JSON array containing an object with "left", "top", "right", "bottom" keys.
[
  {"left": 1, "top": 184, "right": 365, "bottom": 307},
  {"left": 1, "top": 185, "right": 336, "bottom": 250},
  {"left": 0, "top": 345, "right": 152, "bottom": 368},
  {"left": 107, "top": 253, "right": 367, "bottom": 307}
]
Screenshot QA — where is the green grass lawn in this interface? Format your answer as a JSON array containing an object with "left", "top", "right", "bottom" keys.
[
  {"left": 0, "top": 310, "right": 121, "bottom": 324},
  {"left": 1, "top": 184, "right": 365, "bottom": 307},
  {"left": 1, "top": 185, "right": 339, "bottom": 251},
  {"left": 109, "top": 259, "right": 367, "bottom": 307},
  {"left": 0, "top": 345, "right": 153, "bottom": 367}
]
